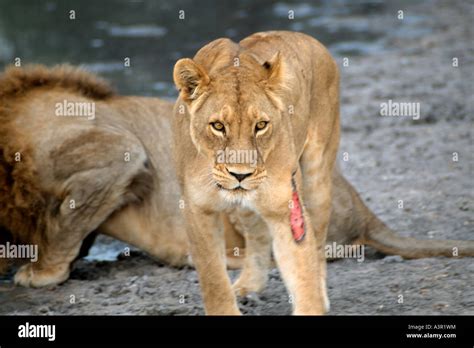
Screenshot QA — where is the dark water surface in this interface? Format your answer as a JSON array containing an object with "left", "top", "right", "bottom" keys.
[{"left": 0, "top": 0, "right": 428, "bottom": 97}]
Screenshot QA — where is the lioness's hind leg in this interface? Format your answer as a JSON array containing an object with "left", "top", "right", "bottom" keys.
[{"left": 231, "top": 210, "right": 272, "bottom": 297}]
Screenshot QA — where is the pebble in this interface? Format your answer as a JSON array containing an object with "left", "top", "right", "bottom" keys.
[
  {"left": 38, "top": 306, "right": 50, "bottom": 314},
  {"left": 382, "top": 255, "right": 404, "bottom": 263}
]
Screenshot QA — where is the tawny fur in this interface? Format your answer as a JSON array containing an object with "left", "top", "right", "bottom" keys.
[
  {"left": 0, "top": 61, "right": 472, "bottom": 297},
  {"left": 0, "top": 65, "right": 114, "bottom": 274},
  {"left": 171, "top": 31, "right": 474, "bottom": 315},
  {"left": 0, "top": 64, "right": 189, "bottom": 286}
]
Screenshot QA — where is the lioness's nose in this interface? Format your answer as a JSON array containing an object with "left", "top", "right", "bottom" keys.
[{"left": 227, "top": 169, "right": 254, "bottom": 182}]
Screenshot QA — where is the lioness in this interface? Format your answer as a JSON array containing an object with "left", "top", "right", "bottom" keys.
[
  {"left": 172, "top": 31, "right": 341, "bottom": 314},
  {"left": 1, "top": 63, "right": 473, "bottom": 311}
]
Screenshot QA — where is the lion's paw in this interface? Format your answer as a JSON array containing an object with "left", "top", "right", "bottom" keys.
[
  {"left": 232, "top": 274, "right": 266, "bottom": 297},
  {"left": 14, "top": 263, "right": 69, "bottom": 288}
]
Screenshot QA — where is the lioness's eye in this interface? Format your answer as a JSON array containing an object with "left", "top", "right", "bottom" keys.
[
  {"left": 211, "top": 122, "right": 225, "bottom": 132},
  {"left": 255, "top": 121, "right": 268, "bottom": 131}
]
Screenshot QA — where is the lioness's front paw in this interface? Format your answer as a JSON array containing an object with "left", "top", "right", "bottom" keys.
[{"left": 14, "top": 263, "right": 69, "bottom": 288}]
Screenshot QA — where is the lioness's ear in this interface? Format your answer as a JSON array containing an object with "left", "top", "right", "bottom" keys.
[
  {"left": 261, "top": 52, "right": 289, "bottom": 109},
  {"left": 173, "top": 58, "right": 210, "bottom": 102},
  {"left": 262, "top": 51, "right": 285, "bottom": 91}
]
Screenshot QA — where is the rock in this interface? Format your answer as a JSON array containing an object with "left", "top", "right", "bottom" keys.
[
  {"left": 38, "top": 306, "right": 50, "bottom": 314},
  {"left": 382, "top": 255, "right": 404, "bottom": 263}
]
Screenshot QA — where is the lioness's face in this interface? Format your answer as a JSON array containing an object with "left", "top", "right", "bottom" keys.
[
  {"left": 174, "top": 53, "right": 286, "bottom": 197},
  {"left": 193, "top": 95, "right": 280, "bottom": 193}
]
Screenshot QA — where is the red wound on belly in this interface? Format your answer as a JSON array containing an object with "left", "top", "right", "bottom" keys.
[{"left": 290, "top": 182, "right": 305, "bottom": 242}]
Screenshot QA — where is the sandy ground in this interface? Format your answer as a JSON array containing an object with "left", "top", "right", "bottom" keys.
[{"left": 0, "top": 0, "right": 472, "bottom": 315}]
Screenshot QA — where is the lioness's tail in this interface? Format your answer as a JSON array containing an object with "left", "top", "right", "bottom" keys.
[
  {"left": 362, "top": 214, "right": 474, "bottom": 258},
  {"left": 352, "top": 185, "right": 474, "bottom": 258}
]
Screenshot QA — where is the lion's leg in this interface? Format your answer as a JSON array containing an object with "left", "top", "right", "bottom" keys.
[
  {"left": 14, "top": 224, "right": 87, "bottom": 288},
  {"left": 13, "top": 192, "right": 104, "bottom": 288},
  {"left": 231, "top": 210, "right": 272, "bottom": 296},
  {"left": 14, "top": 130, "right": 152, "bottom": 287},
  {"left": 297, "top": 155, "right": 336, "bottom": 313},
  {"left": 99, "top": 205, "right": 191, "bottom": 267},
  {"left": 299, "top": 125, "right": 340, "bottom": 313},
  {"left": 265, "top": 210, "right": 324, "bottom": 314},
  {"left": 223, "top": 213, "right": 246, "bottom": 269},
  {"left": 258, "top": 170, "right": 325, "bottom": 315},
  {"left": 185, "top": 207, "right": 241, "bottom": 315}
]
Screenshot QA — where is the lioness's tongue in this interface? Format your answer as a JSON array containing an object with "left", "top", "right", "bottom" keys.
[{"left": 290, "top": 188, "right": 305, "bottom": 242}]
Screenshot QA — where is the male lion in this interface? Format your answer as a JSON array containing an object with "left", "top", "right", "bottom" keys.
[
  {"left": 0, "top": 64, "right": 192, "bottom": 286},
  {"left": 1, "top": 61, "right": 472, "bottom": 311}
]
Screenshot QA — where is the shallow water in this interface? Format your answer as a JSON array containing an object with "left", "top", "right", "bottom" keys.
[{"left": 0, "top": 0, "right": 427, "bottom": 98}]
